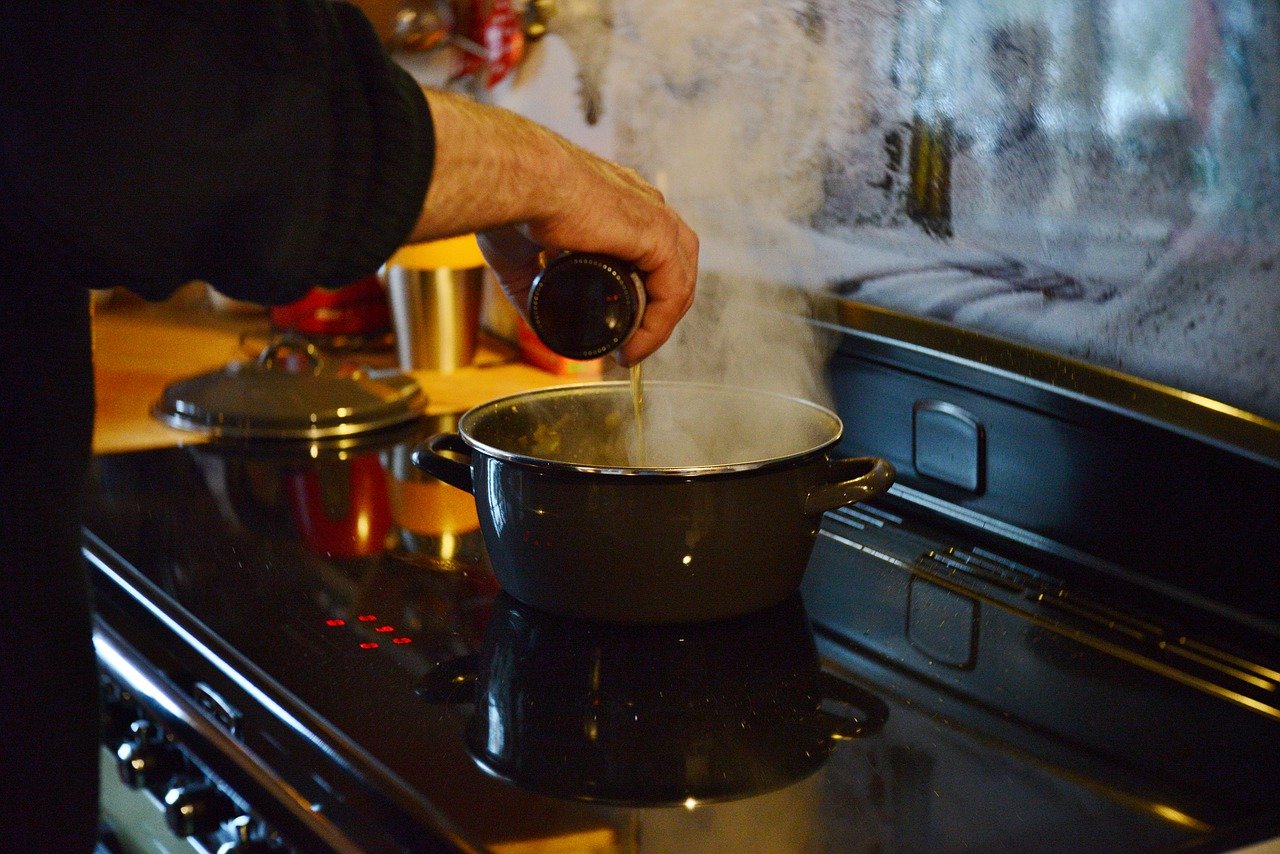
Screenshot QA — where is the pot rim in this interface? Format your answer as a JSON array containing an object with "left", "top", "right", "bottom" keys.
[{"left": 456, "top": 380, "right": 844, "bottom": 476}]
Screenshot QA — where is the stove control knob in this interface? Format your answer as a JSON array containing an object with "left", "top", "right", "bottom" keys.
[
  {"left": 115, "top": 720, "right": 178, "bottom": 790},
  {"left": 216, "top": 815, "right": 280, "bottom": 853},
  {"left": 164, "top": 782, "right": 237, "bottom": 837}
]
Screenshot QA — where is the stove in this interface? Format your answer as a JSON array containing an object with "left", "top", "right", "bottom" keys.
[{"left": 85, "top": 302, "right": 1280, "bottom": 853}]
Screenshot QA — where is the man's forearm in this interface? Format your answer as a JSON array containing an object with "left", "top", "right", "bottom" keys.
[
  {"left": 410, "top": 90, "right": 567, "bottom": 242},
  {"left": 407, "top": 88, "right": 698, "bottom": 365}
]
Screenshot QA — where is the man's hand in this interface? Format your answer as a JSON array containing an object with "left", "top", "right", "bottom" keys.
[{"left": 409, "top": 90, "right": 698, "bottom": 365}]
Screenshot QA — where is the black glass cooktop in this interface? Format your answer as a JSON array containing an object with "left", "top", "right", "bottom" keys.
[{"left": 83, "top": 427, "right": 1280, "bottom": 852}]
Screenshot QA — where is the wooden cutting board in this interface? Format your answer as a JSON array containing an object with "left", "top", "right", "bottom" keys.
[{"left": 92, "top": 283, "right": 581, "bottom": 454}]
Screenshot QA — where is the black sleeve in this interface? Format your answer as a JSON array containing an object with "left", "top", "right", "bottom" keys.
[{"left": 0, "top": 0, "right": 435, "bottom": 306}]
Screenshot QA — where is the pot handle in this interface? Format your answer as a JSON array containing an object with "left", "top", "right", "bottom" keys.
[
  {"left": 411, "top": 433, "right": 475, "bottom": 494},
  {"left": 414, "top": 653, "right": 479, "bottom": 704},
  {"left": 817, "top": 671, "right": 889, "bottom": 741},
  {"left": 805, "top": 456, "right": 895, "bottom": 516}
]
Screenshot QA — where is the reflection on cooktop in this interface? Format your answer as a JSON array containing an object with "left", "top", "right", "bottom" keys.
[
  {"left": 417, "top": 593, "right": 888, "bottom": 807},
  {"left": 84, "top": 439, "right": 1264, "bottom": 852}
]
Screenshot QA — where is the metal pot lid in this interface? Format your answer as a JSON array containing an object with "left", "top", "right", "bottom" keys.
[{"left": 154, "top": 336, "right": 426, "bottom": 440}]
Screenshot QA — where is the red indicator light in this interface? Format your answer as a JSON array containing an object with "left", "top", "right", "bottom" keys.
[
  {"left": 359, "top": 642, "right": 379, "bottom": 650},
  {"left": 375, "top": 625, "right": 395, "bottom": 633},
  {"left": 356, "top": 614, "right": 378, "bottom": 622},
  {"left": 391, "top": 637, "right": 412, "bottom": 645},
  {"left": 325, "top": 619, "right": 346, "bottom": 627}
]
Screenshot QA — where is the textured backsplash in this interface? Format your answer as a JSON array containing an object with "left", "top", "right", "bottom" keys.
[{"left": 483, "top": 0, "right": 1280, "bottom": 422}]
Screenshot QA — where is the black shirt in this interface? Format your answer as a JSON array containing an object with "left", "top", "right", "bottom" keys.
[{"left": 0, "top": 3, "right": 434, "bottom": 848}]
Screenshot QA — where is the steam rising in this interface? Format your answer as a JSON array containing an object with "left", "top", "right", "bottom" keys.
[
  {"left": 635, "top": 271, "right": 837, "bottom": 408},
  {"left": 545, "top": 0, "right": 1280, "bottom": 424},
  {"left": 602, "top": 0, "right": 840, "bottom": 419}
]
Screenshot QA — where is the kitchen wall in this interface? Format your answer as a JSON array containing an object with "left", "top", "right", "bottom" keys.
[{"left": 450, "top": 0, "right": 1280, "bottom": 421}]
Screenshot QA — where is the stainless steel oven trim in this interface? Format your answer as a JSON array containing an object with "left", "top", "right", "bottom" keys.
[
  {"left": 879, "top": 484, "right": 1280, "bottom": 638},
  {"left": 84, "top": 530, "right": 479, "bottom": 854},
  {"left": 94, "top": 618, "right": 365, "bottom": 854},
  {"left": 814, "top": 298, "right": 1280, "bottom": 468}
]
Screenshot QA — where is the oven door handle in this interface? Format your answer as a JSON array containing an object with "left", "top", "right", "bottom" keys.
[{"left": 94, "top": 618, "right": 369, "bottom": 854}]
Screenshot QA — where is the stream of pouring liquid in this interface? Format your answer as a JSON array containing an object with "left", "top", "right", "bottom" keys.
[
  {"left": 629, "top": 170, "right": 661, "bottom": 468},
  {"left": 630, "top": 362, "right": 646, "bottom": 466}
]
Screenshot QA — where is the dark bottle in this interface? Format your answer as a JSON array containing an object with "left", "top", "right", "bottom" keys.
[{"left": 527, "top": 253, "right": 645, "bottom": 360}]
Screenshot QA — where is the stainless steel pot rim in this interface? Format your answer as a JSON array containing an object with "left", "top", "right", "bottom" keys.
[{"left": 456, "top": 380, "right": 844, "bottom": 476}]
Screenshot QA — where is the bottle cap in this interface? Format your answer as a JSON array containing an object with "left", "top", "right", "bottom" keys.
[{"left": 528, "top": 253, "right": 645, "bottom": 359}]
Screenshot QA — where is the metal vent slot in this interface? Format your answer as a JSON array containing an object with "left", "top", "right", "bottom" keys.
[
  {"left": 923, "top": 550, "right": 1025, "bottom": 594},
  {"left": 830, "top": 504, "right": 895, "bottom": 529},
  {"left": 818, "top": 527, "right": 912, "bottom": 569},
  {"left": 919, "top": 544, "right": 1280, "bottom": 702},
  {"left": 826, "top": 508, "right": 868, "bottom": 530},
  {"left": 848, "top": 503, "right": 903, "bottom": 525},
  {"left": 812, "top": 509, "right": 1280, "bottom": 726}
]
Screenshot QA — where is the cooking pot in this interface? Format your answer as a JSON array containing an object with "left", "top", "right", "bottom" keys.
[
  {"left": 416, "top": 593, "right": 888, "bottom": 805},
  {"left": 411, "top": 381, "right": 894, "bottom": 623}
]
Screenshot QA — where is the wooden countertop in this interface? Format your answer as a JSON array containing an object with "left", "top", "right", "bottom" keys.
[
  {"left": 92, "top": 283, "right": 582, "bottom": 454},
  {"left": 91, "top": 285, "right": 620, "bottom": 851}
]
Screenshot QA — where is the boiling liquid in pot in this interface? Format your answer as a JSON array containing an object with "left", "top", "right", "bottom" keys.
[{"left": 484, "top": 382, "right": 839, "bottom": 471}]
